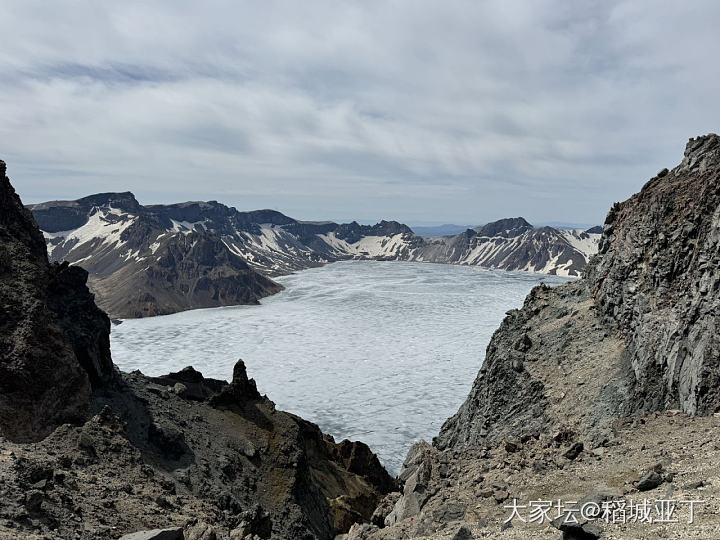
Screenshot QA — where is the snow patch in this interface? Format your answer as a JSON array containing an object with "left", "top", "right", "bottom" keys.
[
  {"left": 48, "top": 207, "right": 136, "bottom": 257},
  {"left": 561, "top": 230, "right": 601, "bottom": 262},
  {"left": 170, "top": 219, "right": 205, "bottom": 233}
]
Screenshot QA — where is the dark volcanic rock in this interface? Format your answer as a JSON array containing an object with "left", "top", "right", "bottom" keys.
[
  {"left": 0, "top": 161, "right": 92, "bottom": 441},
  {"left": 334, "top": 220, "right": 414, "bottom": 243},
  {"left": 473, "top": 217, "right": 533, "bottom": 238},
  {"left": 323, "top": 436, "right": 397, "bottom": 494},
  {"left": 637, "top": 470, "right": 664, "bottom": 491},
  {"left": 150, "top": 366, "right": 225, "bottom": 401},
  {"left": 47, "top": 261, "right": 114, "bottom": 387},
  {"left": 433, "top": 283, "right": 559, "bottom": 449},
  {"left": 564, "top": 441, "right": 584, "bottom": 460},
  {"left": 113, "top": 357, "right": 396, "bottom": 538},
  {"left": 551, "top": 519, "right": 603, "bottom": 540},
  {"left": 208, "top": 359, "right": 262, "bottom": 409},
  {"left": 589, "top": 134, "right": 720, "bottom": 414},
  {"left": 436, "top": 134, "right": 720, "bottom": 451}
]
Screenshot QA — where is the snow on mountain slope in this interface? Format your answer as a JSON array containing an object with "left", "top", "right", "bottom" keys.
[
  {"left": 315, "top": 220, "right": 601, "bottom": 277},
  {"left": 28, "top": 194, "right": 601, "bottom": 317},
  {"left": 560, "top": 228, "right": 602, "bottom": 258},
  {"left": 29, "top": 195, "right": 284, "bottom": 318},
  {"left": 317, "top": 232, "right": 412, "bottom": 259}
]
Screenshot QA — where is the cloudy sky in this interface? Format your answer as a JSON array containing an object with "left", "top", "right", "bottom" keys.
[{"left": 1, "top": 1, "right": 719, "bottom": 226}]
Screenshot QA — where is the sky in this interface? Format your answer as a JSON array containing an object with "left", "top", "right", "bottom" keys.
[{"left": 1, "top": 1, "right": 719, "bottom": 226}]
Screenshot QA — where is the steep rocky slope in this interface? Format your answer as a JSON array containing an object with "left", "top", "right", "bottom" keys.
[
  {"left": 29, "top": 195, "right": 599, "bottom": 318},
  {"left": 350, "top": 134, "right": 720, "bottom": 539},
  {"left": 0, "top": 160, "right": 113, "bottom": 442},
  {"left": 0, "top": 162, "right": 394, "bottom": 539},
  {"left": 88, "top": 231, "right": 283, "bottom": 318},
  {"left": 590, "top": 134, "right": 720, "bottom": 415},
  {"left": 317, "top": 217, "right": 599, "bottom": 277},
  {"left": 403, "top": 218, "right": 598, "bottom": 276}
]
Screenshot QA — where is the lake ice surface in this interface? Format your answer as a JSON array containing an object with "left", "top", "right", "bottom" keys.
[{"left": 111, "top": 260, "right": 570, "bottom": 474}]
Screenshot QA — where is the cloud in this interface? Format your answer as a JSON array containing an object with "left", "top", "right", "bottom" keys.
[{"left": 1, "top": 0, "right": 719, "bottom": 224}]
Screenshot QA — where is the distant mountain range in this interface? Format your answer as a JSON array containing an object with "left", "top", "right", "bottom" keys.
[{"left": 28, "top": 193, "right": 601, "bottom": 318}]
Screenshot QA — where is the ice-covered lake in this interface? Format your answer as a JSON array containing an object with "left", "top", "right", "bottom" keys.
[{"left": 111, "top": 260, "right": 570, "bottom": 474}]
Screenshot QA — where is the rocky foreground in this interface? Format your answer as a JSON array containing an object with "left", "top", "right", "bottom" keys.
[
  {"left": 341, "top": 134, "right": 720, "bottom": 539},
  {"left": 0, "top": 161, "right": 394, "bottom": 540}
]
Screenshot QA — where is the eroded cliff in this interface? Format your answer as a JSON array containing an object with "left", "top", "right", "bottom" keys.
[{"left": 0, "top": 160, "right": 113, "bottom": 442}]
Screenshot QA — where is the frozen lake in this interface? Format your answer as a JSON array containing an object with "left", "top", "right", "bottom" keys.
[{"left": 111, "top": 260, "right": 569, "bottom": 474}]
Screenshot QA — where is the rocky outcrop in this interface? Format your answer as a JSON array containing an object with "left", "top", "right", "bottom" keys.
[
  {"left": 323, "top": 437, "right": 397, "bottom": 495},
  {"left": 332, "top": 220, "right": 415, "bottom": 244},
  {"left": 347, "top": 410, "right": 720, "bottom": 539},
  {"left": 589, "top": 134, "right": 720, "bottom": 414},
  {"left": 88, "top": 360, "right": 394, "bottom": 539},
  {"left": 47, "top": 261, "right": 114, "bottom": 387},
  {"left": 0, "top": 160, "right": 113, "bottom": 441}
]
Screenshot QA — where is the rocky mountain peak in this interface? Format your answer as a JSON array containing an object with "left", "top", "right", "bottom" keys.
[
  {"left": 374, "top": 220, "right": 414, "bottom": 235},
  {"left": 30, "top": 191, "right": 142, "bottom": 233},
  {"left": 77, "top": 191, "right": 142, "bottom": 213},
  {"left": 1, "top": 163, "right": 48, "bottom": 261},
  {"left": 473, "top": 217, "right": 533, "bottom": 238},
  {"left": 677, "top": 133, "right": 720, "bottom": 174}
]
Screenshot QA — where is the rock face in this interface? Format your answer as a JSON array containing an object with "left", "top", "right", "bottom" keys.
[
  {"left": 0, "top": 160, "right": 112, "bottom": 441},
  {"left": 435, "top": 134, "right": 720, "bottom": 451},
  {"left": 0, "top": 163, "right": 393, "bottom": 539},
  {"left": 323, "top": 436, "right": 397, "bottom": 496},
  {"left": 589, "top": 134, "right": 720, "bottom": 414},
  {"left": 46, "top": 261, "right": 114, "bottom": 387},
  {"left": 30, "top": 195, "right": 600, "bottom": 318}
]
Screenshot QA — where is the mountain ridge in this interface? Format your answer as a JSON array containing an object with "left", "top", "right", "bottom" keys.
[{"left": 29, "top": 195, "right": 601, "bottom": 318}]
